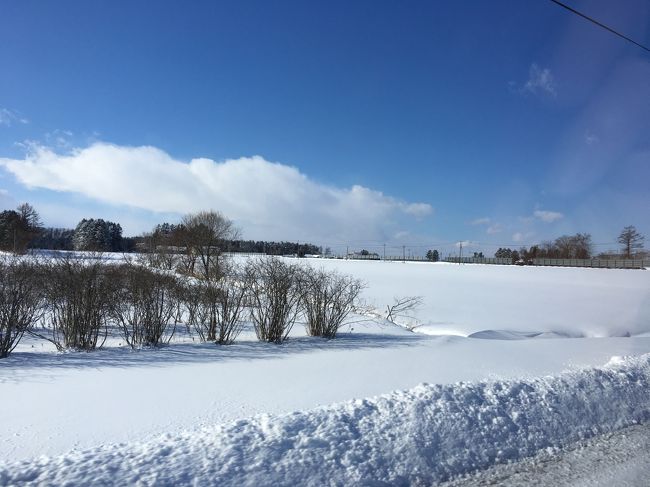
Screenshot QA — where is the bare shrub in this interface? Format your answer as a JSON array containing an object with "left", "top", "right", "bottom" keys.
[
  {"left": 38, "top": 255, "right": 116, "bottom": 351},
  {"left": 111, "top": 264, "right": 180, "bottom": 348},
  {"left": 0, "top": 257, "right": 44, "bottom": 358},
  {"left": 245, "top": 257, "right": 302, "bottom": 343},
  {"left": 182, "top": 274, "right": 248, "bottom": 344},
  {"left": 301, "top": 267, "right": 363, "bottom": 339}
]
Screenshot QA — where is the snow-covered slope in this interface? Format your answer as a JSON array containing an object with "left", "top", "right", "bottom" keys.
[
  {"left": 2, "top": 353, "right": 648, "bottom": 486},
  {"left": 2, "top": 257, "right": 649, "bottom": 484},
  {"left": 295, "top": 258, "right": 650, "bottom": 338}
]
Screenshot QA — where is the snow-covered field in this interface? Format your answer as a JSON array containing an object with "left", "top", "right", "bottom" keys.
[{"left": 1, "top": 257, "right": 649, "bottom": 485}]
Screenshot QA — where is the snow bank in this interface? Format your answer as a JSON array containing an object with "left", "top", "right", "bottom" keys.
[{"left": 2, "top": 354, "right": 648, "bottom": 486}]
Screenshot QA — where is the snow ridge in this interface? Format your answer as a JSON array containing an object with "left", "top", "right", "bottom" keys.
[{"left": 2, "top": 354, "right": 649, "bottom": 486}]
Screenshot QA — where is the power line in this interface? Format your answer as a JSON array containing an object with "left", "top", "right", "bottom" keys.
[{"left": 548, "top": 0, "right": 650, "bottom": 53}]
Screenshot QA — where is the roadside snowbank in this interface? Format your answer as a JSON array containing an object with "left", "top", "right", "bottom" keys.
[{"left": 2, "top": 353, "right": 648, "bottom": 486}]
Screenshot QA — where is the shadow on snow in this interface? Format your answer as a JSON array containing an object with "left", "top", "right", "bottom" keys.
[{"left": 1, "top": 332, "right": 427, "bottom": 379}]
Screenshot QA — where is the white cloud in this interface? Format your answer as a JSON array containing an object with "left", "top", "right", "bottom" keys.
[
  {"left": 486, "top": 223, "right": 502, "bottom": 235},
  {"left": 533, "top": 210, "right": 563, "bottom": 223},
  {"left": 522, "top": 64, "right": 557, "bottom": 97},
  {"left": 0, "top": 108, "right": 29, "bottom": 127},
  {"left": 402, "top": 202, "right": 433, "bottom": 218},
  {"left": 0, "top": 142, "right": 434, "bottom": 241},
  {"left": 470, "top": 217, "right": 491, "bottom": 225},
  {"left": 512, "top": 232, "right": 534, "bottom": 243}
]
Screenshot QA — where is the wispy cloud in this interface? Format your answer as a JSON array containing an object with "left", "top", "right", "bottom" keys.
[
  {"left": 470, "top": 217, "right": 491, "bottom": 225},
  {"left": 486, "top": 223, "right": 502, "bottom": 235},
  {"left": 584, "top": 131, "right": 599, "bottom": 145},
  {"left": 512, "top": 231, "right": 534, "bottom": 243},
  {"left": 44, "top": 129, "right": 74, "bottom": 149},
  {"left": 517, "top": 63, "right": 557, "bottom": 97},
  {"left": 533, "top": 210, "right": 563, "bottom": 223},
  {"left": 0, "top": 142, "right": 434, "bottom": 242},
  {"left": 0, "top": 108, "right": 29, "bottom": 127}
]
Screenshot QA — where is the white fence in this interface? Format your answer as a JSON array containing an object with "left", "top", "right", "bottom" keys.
[
  {"left": 444, "top": 256, "right": 648, "bottom": 269},
  {"left": 532, "top": 258, "right": 648, "bottom": 269}
]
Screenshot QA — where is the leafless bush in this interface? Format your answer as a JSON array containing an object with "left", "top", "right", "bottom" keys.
[
  {"left": 301, "top": 267, "right": 364, "bottom": 339},
  {"left": 245, "top": 257, "right": 302, "bottom": 343},
  {"left": 38, "top": 255, "right": 116, "bottom": 351},
  {"left": 182, "top": 274, "right": 248, "bottom": 344},
  {"left": 110, "top": 264, "right": 180, "bottom": 348},
  {"left": 0, "top": 257, "right": 44, "bottom": 358}
]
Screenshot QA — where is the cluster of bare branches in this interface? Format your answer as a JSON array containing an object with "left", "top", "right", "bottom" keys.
[
  {"left": 385, "top": 296, "right": 423, "bottom": 324},
  {"left": 110, "top": 264, "right": 180, "bottom": 348},
  {"left": 181, "top": 274, "right": 248, "bottom": 344},
  {"left": 0, "top": 249, "right": 369, "bottom": 358},
  {"left": 36, "top": 255, "right": 117, "bottom": 351},
  {"left": 245, "top": 257, "right": 303, "bottom": 343},
  {"left": 301, "top": 268, "right": 364, "bottom": 339},
  {"left": 0, "top": 257, "right": 44, "bottom": 357},
  {"left": 242, "top": 258, "right": 365, "bottom": 342}
]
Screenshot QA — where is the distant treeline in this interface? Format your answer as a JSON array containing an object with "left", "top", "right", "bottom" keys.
[
  {"left": 495, "top": 227, "right": 645, "bottom": 261},
  {"left": 495, "top": 233, "right": 593, "bottom": 262},
  {"left": 31, "top": 229, "right": 320, "bottom": 256},
  {"left": 226, "top": 240, "right": 320, "bottom": 256}
]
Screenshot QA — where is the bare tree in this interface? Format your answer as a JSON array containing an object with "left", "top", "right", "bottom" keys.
[
  {"left": 111, "top": 264, "right": 180, "bottom": 348},
  {"left": 181, "top": 210, "right": 240, "bottom": 280},
  {"left": 141, "top": 223, "right": 185, "bottom": 270},
  {"left": 245, "top": 257, "right": 302, "bottom": 343},
  {"left": 0, "top": 257, "right": 44, "bottom": 358},
  {"left": 301, "top": 267, "right": 364, "bottom": 338},
  {"left": 0, "top": 203, "right": 43, "bottom": 254},
  {"left": 618, "top": 226, "right": 644, "bottom": 258}
]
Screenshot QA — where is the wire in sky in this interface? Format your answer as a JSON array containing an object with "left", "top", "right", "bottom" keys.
[{"left": 548, "top": 0, "right": 650, "bottom": 53}]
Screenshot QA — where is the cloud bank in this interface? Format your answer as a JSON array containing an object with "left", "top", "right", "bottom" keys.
[{"left": 0, "top": 142, "right": 433, "bottom": 241}]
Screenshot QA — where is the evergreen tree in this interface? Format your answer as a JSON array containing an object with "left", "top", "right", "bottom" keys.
[
  {"left": 73, "top": 218, "right": 123, "bottom": 251},
  {"left": 426, "top": 249, "right": 440, "bottom": 262}
]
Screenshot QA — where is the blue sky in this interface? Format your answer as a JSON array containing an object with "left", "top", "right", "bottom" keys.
[{"left": 0, "top": 0, "right": 648, "bottom": 256}]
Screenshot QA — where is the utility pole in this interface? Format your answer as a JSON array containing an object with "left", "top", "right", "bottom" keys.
[
  {"left": 402, "top": 245, "right": 405, "bottom": 263},
  {"left": 346, "top": 246, "right": 349, "bottom": 259},
  {"left": 383, "top": 243, "right": 386, "bottom": 261},
  {"left": 459, "top": 241, "right": 462, "bottom": 265}
]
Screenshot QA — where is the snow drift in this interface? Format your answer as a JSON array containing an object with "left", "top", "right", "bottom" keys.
[{"left": 2, "top": 353, "right": 649, "bottom": 486}]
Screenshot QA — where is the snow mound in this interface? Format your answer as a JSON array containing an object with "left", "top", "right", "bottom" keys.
[
  {"left": 468, "top": 330, "right": 543, "bottom": 340},
  {"left": 1, "top": 354, "right": 649, "bottom": 486}
]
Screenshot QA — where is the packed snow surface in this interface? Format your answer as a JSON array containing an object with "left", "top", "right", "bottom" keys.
[
  {"left": 1, "top": 257, "right": 649, "bottom": 484},
  {"left": 1, "top": 353, "right": 648, "bottom": 486}
]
